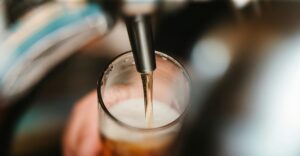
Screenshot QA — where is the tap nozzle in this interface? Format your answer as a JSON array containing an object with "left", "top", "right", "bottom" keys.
[{"left": 125, "top": 15, "right": 156, "bottom": 74}]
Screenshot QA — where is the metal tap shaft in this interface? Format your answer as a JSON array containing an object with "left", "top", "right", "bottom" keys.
[{"left": 125, "top": 15, "right": 156, "bottom": 74}]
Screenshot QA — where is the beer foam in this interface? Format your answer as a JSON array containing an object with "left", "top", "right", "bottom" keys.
[{"left": 101, "top": 98, "right": 180, "bottom": 141}]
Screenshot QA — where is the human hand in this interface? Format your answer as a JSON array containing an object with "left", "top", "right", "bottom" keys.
[{"left": 63, "top": 91, "right": 101, "bottom": 156}]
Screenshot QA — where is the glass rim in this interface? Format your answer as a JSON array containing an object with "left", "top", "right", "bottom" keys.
[{"left": 97, "top": 51, "right": 191, "bottom": 132}]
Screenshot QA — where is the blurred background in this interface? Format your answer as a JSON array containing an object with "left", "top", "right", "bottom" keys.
[{"left": 1, "top": 0, "right": 300, "bottom": 156}]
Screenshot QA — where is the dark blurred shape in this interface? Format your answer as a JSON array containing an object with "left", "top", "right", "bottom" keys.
[
  {"left": 4, "top": 0, "right": 51, "bottom": 25},
  {"left": 1, "top": 53, "right": 110, "bottom": 156},
  {"left": 155, "top": 1, "right": 234, "bottom": 60},
  {"left": 178, "top": 1, "right": 300, "bottom": 156}
]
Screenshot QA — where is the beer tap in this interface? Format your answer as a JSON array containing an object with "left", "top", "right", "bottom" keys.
[{"left": 121, "top": 1, "right": 157, "bottom": 74}]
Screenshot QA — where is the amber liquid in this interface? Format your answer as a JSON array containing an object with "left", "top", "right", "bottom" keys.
[
  {"left": 100, "top": 99, "right": 179, "bottom": 156},
  {"left": 141, "top": 73, "right": 153, "bottom": 128},
  {"left": 101, "top": 133, "right": 173, "bottom": 156}
]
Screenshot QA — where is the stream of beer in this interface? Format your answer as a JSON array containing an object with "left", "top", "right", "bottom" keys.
[{"left": 141, "top": 73, "right": 153, "bottom": 128}]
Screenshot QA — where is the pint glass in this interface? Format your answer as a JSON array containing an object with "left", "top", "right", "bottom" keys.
[{"left": 97, "top": 51, "right": 190, "bottom": 156}]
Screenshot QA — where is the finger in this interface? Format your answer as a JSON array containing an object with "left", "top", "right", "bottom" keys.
[
  {"left": 63, "top": 91, "right": 99, "bottom": 156},
  {"left": 78, "top": 102, "right": 101, "bottom": 156}
]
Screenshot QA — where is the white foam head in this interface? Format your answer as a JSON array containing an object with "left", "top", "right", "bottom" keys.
[{"left": 101, "top": 98, "right": 180, "bottom": 142}]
